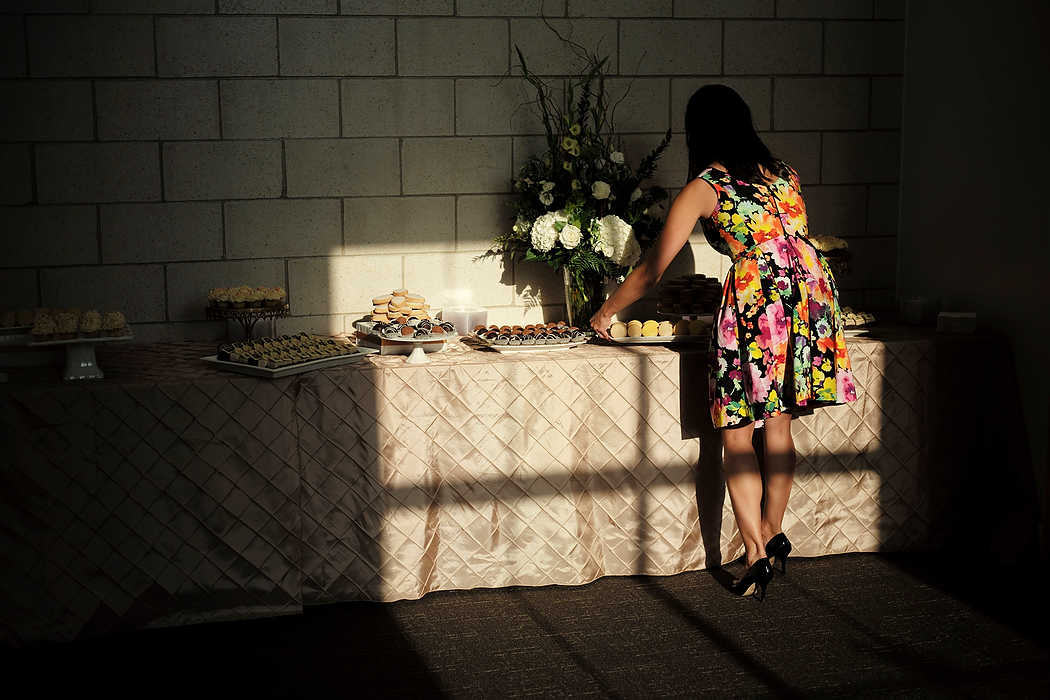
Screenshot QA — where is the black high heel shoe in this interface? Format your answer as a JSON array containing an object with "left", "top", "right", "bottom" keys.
[
  {"left": 765, "top": 533, "right": 792, "bottom": 574},
  {"left": 730, "top": 557, "right": 774, "bottom": 601}
]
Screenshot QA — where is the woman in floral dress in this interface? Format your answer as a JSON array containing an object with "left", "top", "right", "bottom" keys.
[{"left": 591, "top": 85, "right": 858, "bottom": 599}]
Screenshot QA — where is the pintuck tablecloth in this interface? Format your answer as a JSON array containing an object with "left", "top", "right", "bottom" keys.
[{"left": 0, "top": 328, "right": 984, "bottom": 641}]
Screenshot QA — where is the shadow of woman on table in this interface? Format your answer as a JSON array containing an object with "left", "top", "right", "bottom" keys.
[{"left": 677, "top": 343, "right": 738, "bottom": 592}]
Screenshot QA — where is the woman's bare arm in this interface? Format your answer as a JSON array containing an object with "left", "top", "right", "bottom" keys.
[{"left": 589, "top": 178, "right": 718, "bottom": 339}]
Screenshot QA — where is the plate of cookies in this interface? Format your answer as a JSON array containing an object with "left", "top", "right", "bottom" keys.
[
  {"left": 369, "top": 288, "right": 434, "bottom": 324},
  {"left": 606, "top": 318, "right": 712, "bottom": 344}
]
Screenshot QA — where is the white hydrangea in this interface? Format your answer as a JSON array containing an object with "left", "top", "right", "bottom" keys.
[
  {"left": 558, "top": 223, "right": 582, "bottom": 249},
  {"left": 530, "top": 211, "right": 560, "bottom": 252},
  {"left": 591, "top": 180, "right": 611, "bottom": 200},
  {"left": 594, "top": 214, "right": 641, "bottom": 267}
]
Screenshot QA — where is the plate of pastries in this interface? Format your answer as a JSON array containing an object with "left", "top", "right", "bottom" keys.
[
  {"left": 201, "top": 332, "right": 375, "bottom": 378},
  {"left": 367, "top": 315, "right": 457, "bottom": 342},
  {"left": 606, "top": 318, "right": 711, "bottom": 344},
  {"left": 472, "top": 321, "right": 590, "bottom": 352},
  {"left": 657, "top": 274, "right": 723, "bottom": 316},
  {"left": 369, "top": 288, "right": 433, "bottom": 323},
  {"left": 27, "top": 308, "right": 131, "bottom": 344}
]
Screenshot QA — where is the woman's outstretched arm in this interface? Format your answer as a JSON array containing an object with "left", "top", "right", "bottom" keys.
[{"left": 589, "top": 178, "right": 717, "bottom": 339}]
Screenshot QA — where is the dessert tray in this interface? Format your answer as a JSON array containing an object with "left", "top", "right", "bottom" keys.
[
  {"left": 202, "top": 350, "right": 375, "bottom": 378},
  {"left": 470, "top": 321, "right": 591, "bottom": 353},
  {"left": 606, "top": 334, "right": 709, "bottom": 346},
  {"left": 202, "top": 333, "right": 373, "bottom": 378}
]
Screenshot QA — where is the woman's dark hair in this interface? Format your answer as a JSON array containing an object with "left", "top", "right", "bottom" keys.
[{"left": 684, "top": 84, "right": 790, "bottom": 183}]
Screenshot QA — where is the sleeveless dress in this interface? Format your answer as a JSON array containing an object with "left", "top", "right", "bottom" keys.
[{"left": 698, "top": 164, "right": 859, "bottom": 430}]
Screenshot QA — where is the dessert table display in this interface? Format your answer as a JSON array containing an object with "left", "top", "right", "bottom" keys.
[{"left": 0, "top": 326, "right": 996, "bottom": 641}]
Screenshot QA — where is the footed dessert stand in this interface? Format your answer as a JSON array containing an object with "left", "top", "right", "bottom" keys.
[
  {"left": 207, "top": 304, "right": 290, "bottom": 339},
  {"left": 28, "top": 334, "right": 134, "bottom": 381}
]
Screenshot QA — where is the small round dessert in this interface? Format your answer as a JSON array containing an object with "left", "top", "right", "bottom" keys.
[
  {"left": 495, "top": 333, "right": 510, "bottom": 345},
  {"left": 641, "top": 320, "right": 659, "bottom": 337},
  {"left": 521, "top": 332, "right": 535, "bottom": 345},
  {"left": 507, "top": 334, "right": 522, "bottom": 346},
  {"left": 372, "top": 294, "right": 392, "bottom": 306},
  {"left": 609, "top": 321, "right": 627, "bottom": 338},
  {"left": 657, "top": 321, "right": 675, "bottom": 337},
  {"left": 473, "top": 324, "right": 487, "bottom": 335},
  {"left": 674, "top": 319, "right": 691, "bottom": 335},
  {"left": 439, "top": 321, "right": 455, "bottom": 333},
  {"left": 400, "top": 325, "right": 415, "bottom": 337},
  {"left": 430, "top": 326, "right": 445, "bottom": 336},
  {"left": 627, "top": 320, "right": 643, "bottom": 338},
  {"left": 413, "top": 328, "right": 429, "bottom": 338}
]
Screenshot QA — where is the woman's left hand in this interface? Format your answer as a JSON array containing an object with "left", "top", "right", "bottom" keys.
[{"left": 590, "top": 308, "right": 614, "bottom": 341}]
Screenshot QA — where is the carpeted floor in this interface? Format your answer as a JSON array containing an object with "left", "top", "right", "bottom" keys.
[{"left": 4, "top": 552, "right": 1048, "bottom": 698}]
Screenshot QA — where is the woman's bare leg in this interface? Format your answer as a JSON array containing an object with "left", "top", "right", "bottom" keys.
[
  {"left": 721, "top": 422, "right": 766, "bottom": 567},
  {"left": 760, "top": 412, "right": 796, "bottom": 544}
]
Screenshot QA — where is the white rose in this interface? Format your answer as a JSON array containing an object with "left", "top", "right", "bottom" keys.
[
  {"left": 630, "top": 187, "right": 642, "bottom": 202},
  {"left": 530, "top": 212, "right": 559, "bottom": 253},
  {"left": 610, "top": 151, "right": 625, "bottom": 164},
  {"left": 591, "top": 181, "right": 611, "bottom": 200},
  {"left": 558, "top": 223, "right": 582, "bottom": 249},
  {"left": 539, "top": 191, "right": 554, "bottom": 206},
  {"left": 540, "top": 180, "right": 555, "bottom": 192}
]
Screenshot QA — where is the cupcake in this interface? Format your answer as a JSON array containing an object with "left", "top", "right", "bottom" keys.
[
  {"left": 102, "top": 311, "right": 128, "bottom": 337},
  {"left": 79, "top": 310, "right": 102, "bottom": 338},
  {"left": 249, "top": 287, "right": 267, "bottom": 308},
  {"left": 31, "top": 313, "right": 56, "bottom": 342},
  {"left": 54, "top": 311, "right": 78, "bottom": 340},
  {"left": 231, "top": 285, "right": 250, "bottom": 309}
]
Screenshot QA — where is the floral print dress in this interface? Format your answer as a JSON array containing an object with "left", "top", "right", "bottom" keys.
[{"left": 698, "top": 164, "right": 858, "bottom": 430}]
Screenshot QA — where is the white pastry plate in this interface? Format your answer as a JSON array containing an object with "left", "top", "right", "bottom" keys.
[
  {"left": 479, "top": 341, "right": 585, "bottom": 353},
  {"left": 27, "top": 333, "right": 133, "bottom": 346},
  {"left": 201, "top": 347, "right": 376, "bottom": 379},
  {"left": 607, "top": 334, "right": 709, "bottom": 345}
]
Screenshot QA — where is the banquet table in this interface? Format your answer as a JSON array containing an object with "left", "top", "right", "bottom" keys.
[{"left": 0, "top": 326, "right": 994, "bottom": 641}]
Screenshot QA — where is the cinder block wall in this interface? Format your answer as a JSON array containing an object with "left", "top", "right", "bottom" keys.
[{"left": 1, "top": 0, "right": 904, "bottom": 340}]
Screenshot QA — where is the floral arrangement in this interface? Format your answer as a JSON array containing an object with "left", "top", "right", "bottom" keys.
[{"left": 488, "top": 40, "right": 672, "bottom": 322}]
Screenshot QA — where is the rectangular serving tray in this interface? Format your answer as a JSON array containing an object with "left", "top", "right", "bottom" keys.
[
  {"left": 479, "top": 340, "right": 585, "bottom": 353},
  {"left": 606, "top": 334, "right": 709, "bottom": 345},
  {"left": 201, "top": 347, "right": 376, "bottom": 378}
]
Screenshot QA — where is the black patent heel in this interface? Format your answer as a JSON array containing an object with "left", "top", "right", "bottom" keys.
[
  {"left": 730, "top": 557, "right": 774, "bottom": 601},
  {"left": 765, "top": 533, "right": 792, "bottom": 574}
]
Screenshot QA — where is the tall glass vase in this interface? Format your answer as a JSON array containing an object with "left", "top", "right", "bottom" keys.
[{"left": 562, "top": 267, "right": 606, "bottom": 328}]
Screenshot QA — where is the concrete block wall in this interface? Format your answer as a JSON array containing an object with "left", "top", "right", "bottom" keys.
[{"left": 1, "top": 0, "right": 903, "bottom": 340}]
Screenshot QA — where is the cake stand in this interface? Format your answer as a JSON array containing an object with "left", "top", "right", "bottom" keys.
[
  {"left": 207, "top": 304, "right": 290, "bottom": 340},
  {"left": 28, "top": 334, "right": 134, "bottom": 381}
]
